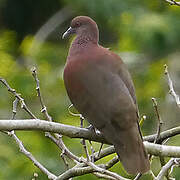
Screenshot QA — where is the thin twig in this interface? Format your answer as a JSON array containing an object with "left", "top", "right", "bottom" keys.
[
  {"left": 45, "top": 132, "right": 80, "bottom": 163},
  {"left": 92, "top": 172, "right": 117, "bottom": 180},
  {"left": 8, "top": 131, "right": 57, "bottom": 179},
  {"left": 151, "top": 98, "right": 163, "bottom": 144},
  {"left": 85, "top": 160, "right": 123, "bottom": 180},
  {"left": 151, "top": 97, "right": 164, "bottom": 174},
  {"left": 104, "top": 156, "right": 119, "bottom": 169},
  {"left": 149, "top": 170, "right": 156, "bottom": 179},
  {"left": 156, "top": 158, "right": 180, "bottom": 180},
  {"left": 56, "top": 162, "right": 128, "bottom": 180},
  {"left": 7, "top": 95, "right": 57, "bottom": 179},
  {"left": 89, "top": 141, "right": 95, "bottom": 162},
  {"left": 164, "top": 64, "right": 180, "bottom": 108},
  {"left": 60, "top": 150, "right": 70, "bottom": 170},
  {"left": 164, "top": 0, "right": 180, "bottom": 6},
  {"left": 0, "top": 78, "right": 37, "bottom": 119},
  {"left": 31, "top": 67, "right": 52, "bottom": 121},
  {"left": 133, "top": 173, "right": 142, "bottom": 180},
  {"left": 32, "top": 68, "right": 76, "bottom": 174},
  {"left": 12, "top": 98, "right": 19, "bottom": 120},
  {"left": 98, "top": 143, "right": 104, "bottom": 157}
]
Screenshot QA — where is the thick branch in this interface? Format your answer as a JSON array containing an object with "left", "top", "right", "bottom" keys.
[
  {"left": 144, "top": 141, "right": 180, "bottom": 157},
  {"left": 0, "top": 119, "right": 108, "bottom": 143},
  {"left": 1, "top": 120, "right": 180, "bottom": 158},
  {"left": 1, "top": 119, "right": 180, "bottom": 144}
]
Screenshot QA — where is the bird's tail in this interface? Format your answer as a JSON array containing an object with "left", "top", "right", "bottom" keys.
[{"left": 112, "top": 124, "right": 150, "bottom": 174}]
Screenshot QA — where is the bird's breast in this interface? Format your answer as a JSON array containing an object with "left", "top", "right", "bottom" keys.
[{"left": 63, "top": 56, "right": 137, "bottom": 131}]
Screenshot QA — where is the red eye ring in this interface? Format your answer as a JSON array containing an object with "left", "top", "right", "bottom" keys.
[{"left": 75, "top": 22, "right": 81, "bottom": 27}]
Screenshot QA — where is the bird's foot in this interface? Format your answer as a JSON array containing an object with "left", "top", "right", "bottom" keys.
[{"left": 87, "top": 125, "right": 101, "bottom": 135}]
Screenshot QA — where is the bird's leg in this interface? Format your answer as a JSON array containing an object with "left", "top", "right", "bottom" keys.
[
  {"left": 87, "top": 124, "right": 104, "bottom": 158},
  {"left": 80, "top": 116, "right": 91, "bottom": 161},
  {"left": 80, "top": 115, "right": 84, "bottom": 128},
  {"left": 87, "top": 124, "right": 101, "bottom": 135},
  {"left": 86, "top": 124, "right": 96, "bottom": 133},
  {"left": 97, "top": 143, "right": 104, "bottom": 157}
]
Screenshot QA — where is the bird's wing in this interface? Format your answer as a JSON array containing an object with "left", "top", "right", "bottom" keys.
[{"left": 110, "top": 51, "right": 137, "bottom": 106}]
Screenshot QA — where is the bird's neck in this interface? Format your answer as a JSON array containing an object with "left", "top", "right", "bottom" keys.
[
  {"left": 69, "top": 35, "right": 98, "bottom": 56},
  {"left": 74, "top": 33, "right": 98, "bottom": 45}
]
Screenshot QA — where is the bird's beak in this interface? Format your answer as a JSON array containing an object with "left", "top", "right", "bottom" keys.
[{"left": 62, "top": 27, "right": 76, "bottom": 39}]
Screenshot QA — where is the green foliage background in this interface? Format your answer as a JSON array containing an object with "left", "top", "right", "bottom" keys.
[{"left": 0, "top": 0, "right": 180, "bottom": 179}]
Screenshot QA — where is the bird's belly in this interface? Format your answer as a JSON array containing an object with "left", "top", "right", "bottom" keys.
[{"left": 64, "top": 61, "right": 137, "bottom": 131}]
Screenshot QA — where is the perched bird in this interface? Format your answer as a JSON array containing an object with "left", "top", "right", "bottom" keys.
[{"left": 62, "top": 16, "right": 150, "bottom": 174}]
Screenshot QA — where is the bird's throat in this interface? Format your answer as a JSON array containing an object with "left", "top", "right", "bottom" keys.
[{"left": 69, "top": 36, "right": 97, "bottom": 56}]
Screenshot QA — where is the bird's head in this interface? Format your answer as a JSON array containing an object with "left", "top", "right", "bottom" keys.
[{"left": 62, "top": 16, "right": 99, "bottom": 43}]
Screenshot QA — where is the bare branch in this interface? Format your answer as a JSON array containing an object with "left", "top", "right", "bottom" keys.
[
  {"left": 164, "top": 64, "right": 180, "bottom": 108},
  {"left": 56, "top": 163, "right": 129, "bottom": 180},
  {"left": 1, "top": 119, "right": 180, "bottom": 146},
  {"left": 7, "top": 131, "right": 57, "bottom": 179},
  {"left": 164, "top": 0, "right": 180, "bottom": 6},
  {"left": 0, "top": 119, "right": 108, "bottom": 143},
  {"left": 32, "top": 68, "right": 80, "bottom": 175},
  {"left": 144, "top": 126, "right": 180, "bottom": 143},
  {"left": 152, "top": 98, "right": 163, "bottom": 143},
  {"left": 0, "top": 78, "right": 37, "bottom": 119},
  {"left": 1, "top": 120, "right": 180, "bottom": 158},
  {"left": 0, "top": 119, "right": 180, "bottom": 146},
  {"left": 133, "top": 173, "right": 142, "bottom": 180},
  {"left": 12, "top": 98, "right": 19, "bottom": 119},
  {"left": 92, "top": 172, "right": 117, "bottom": 180},
  {"left": 3, "top": 81, "right": 58, "bottom": 179},
  {"left": 31, "top": 67, "right": 52, "bottom": 121},
  {"left": 151, "top": 98, "right": 166, "bottom": 172},
  {"left": 45, "top": 132, "right": 80, "bottom": 163},
  {"left": 144, "top": 141, "right": 180, "bottom": 157},
  {"left": 104, "top": 156, "right": 119, "bottom": 169},
  {"left": 156, "top": 158, "right": 180, "bottom": 180}
]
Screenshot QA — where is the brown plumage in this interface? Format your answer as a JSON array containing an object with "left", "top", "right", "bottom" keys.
[{"left": 62, "top": 16, "right": 150, "bottom": 174}]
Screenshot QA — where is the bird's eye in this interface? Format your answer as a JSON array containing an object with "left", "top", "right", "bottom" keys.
[{"left": 75, "top": 22, "right": 81, "bottom": 27}]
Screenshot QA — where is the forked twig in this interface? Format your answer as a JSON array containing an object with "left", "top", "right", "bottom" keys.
[
  {"left": 156, "top": 158, "right": 180, "bottom": 180},
  {"left": 0, "top": 79, "right": 57, "bottom": 179},
  {"left": 0, "top": 78, "right": 37, "bottom": 119}
]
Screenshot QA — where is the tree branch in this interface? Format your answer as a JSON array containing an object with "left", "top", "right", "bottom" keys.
[
  {"left": 0, "top": 119, "right": 108, "bottom": 143},
  {"left": 1, "top": 119, "right": 180, "bottom": 158},
  {"left": 55, "top": 163, "right": 129, "bottom": 180},
  {"left": 7, "top": 131, "right": 57, "bottom": 180},
  {"left": 144, "top": 126, "right": 180, "bottom": 143},
  {"left": 156, "top": 158, "right": 180, "bottom": 180},
  {"left": 0, "top": 78, "right": 37, "bottom": 119},
  {"left": 1, "top": 119, "right": 180, "bottom": 145},
  {"left": 164, "top": 0, "right": 180, "bottom": 6},
  {"left": 164, "top": 64, "right": 180, "bottom": 108}
]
